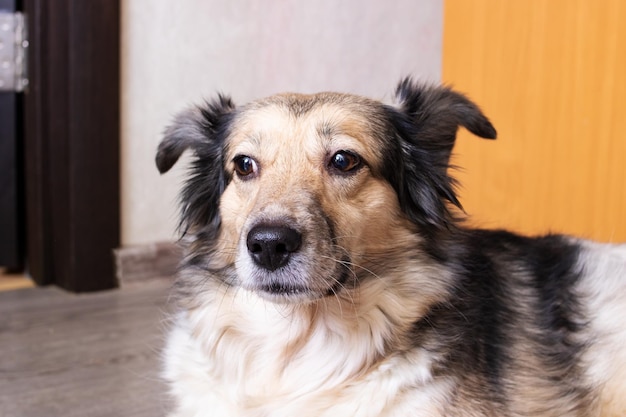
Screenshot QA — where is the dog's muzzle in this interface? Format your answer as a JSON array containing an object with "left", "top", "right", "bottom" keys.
[
  {"left": 239, "top": 214, "right": 350, "bottom": 304},
  {"left": 246, "top": 224, "right": 302, "bottom": 271}
]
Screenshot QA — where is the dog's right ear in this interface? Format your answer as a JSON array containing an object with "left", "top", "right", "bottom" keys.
[{"left": 156, "top": 95, "right": 236, "bottom": 174}]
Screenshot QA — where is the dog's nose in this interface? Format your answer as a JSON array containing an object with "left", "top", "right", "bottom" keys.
[{"left": 246, "top": 225, "right": 302, "bottom": 271}]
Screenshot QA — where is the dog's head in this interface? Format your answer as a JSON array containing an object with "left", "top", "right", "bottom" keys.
[{"left": 157, "top": 78, "right": 496, "bottom": 304}]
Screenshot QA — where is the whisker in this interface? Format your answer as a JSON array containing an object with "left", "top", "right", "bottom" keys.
[{"left": 318, "top": 253, "right": 384, "bottom": 284}]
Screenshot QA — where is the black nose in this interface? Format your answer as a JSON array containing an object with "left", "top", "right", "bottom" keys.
[{"left": 246, "top": 225, "right": 302, "bottom": 271}]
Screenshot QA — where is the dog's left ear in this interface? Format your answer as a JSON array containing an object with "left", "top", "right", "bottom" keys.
[{"left": 385, "top": 78, "right": 496, "bottom": 233}]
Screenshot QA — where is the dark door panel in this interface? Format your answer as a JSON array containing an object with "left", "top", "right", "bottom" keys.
[
  {"left": 0, "top": 0, "right": 24, "bottom": 271},
  {"left": 22, "top": 0, "right": 120, "bottom": 291}
]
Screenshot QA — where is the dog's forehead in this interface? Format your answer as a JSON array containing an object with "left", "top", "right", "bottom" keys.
[{"left": 227, "top": 92, "right": 389, "bottom": 164}]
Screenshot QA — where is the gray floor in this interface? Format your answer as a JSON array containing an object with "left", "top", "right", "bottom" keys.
[{"left": 0, "top": 280, "right": 173, "bottom": 417}]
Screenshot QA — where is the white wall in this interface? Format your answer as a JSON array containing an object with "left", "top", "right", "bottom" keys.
[{"left": 121, "top": 0, "right": 443, "bottom": 245}]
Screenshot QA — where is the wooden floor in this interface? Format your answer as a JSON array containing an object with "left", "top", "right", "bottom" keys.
[
  {"left": 0, "top": 279, "right": 173, "bottom": 417},
  {"left": 0, "top": 268, "right": 35, "bottom": 291}
]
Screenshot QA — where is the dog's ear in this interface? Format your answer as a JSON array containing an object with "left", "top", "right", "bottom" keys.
[
  {"left": 392, "top": 77, "right": 496, "bottom": 165},
  {"left": 385, "top": 78, "right": 496, "bottom": 234},
  {"left": 156, "top": 95, "right": 236, "bottom": 233},
  {"left": 156, "top": 95, "right": 236, "bottom": 173}
]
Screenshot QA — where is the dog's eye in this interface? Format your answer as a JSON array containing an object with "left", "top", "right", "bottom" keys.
[
  {"left": 233, "top": 155, "right": 258, "bottom": 178},
  {"left": 329, "top": 151, "right": 361, "bottom": 174}
]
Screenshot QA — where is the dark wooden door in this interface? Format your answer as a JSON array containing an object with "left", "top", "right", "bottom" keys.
[{"left": 3, "top": 0, "right": 121, "bottom": 291}]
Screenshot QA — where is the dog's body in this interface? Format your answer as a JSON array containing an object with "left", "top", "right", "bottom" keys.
[{"left": 157, "top": 79, "right": 626, "bottom": 416}]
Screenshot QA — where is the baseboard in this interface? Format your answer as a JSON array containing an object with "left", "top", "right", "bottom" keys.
[{"left": 114, "top": 241, "right": 182, "bottom": 286}]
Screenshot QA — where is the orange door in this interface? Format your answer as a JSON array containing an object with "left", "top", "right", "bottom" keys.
[{"left": 443, "top": 0, "right": 626, "bottom": 242}]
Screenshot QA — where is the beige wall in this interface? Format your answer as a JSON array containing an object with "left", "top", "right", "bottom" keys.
[{"left": 121, "top": 0, "right": 443, "bottom": 245}]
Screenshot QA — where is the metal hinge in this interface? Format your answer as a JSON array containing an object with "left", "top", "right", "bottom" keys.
[{"left": 0, "top": 11, "right": 28, "bottom": 92}]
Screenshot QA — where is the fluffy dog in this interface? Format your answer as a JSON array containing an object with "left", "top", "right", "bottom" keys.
[{"left": 156, "top": 78, "right": 626, "bottom": 416}]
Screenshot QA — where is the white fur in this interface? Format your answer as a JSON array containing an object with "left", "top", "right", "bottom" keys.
[{"left": 576, "top": 241, "right": 626, "bottom": 416}]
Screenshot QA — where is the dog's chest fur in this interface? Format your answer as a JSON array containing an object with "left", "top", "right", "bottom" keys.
[{"left": 164, "top": 269, "right": 459, "bottom": 417}]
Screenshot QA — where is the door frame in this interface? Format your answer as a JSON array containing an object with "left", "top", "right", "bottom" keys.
[{"left": 23, "top": 0, "right": 120, "bottom": 291}]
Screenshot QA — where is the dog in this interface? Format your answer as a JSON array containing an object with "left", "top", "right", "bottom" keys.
[{"left": 156, "top": 78, "right": 626, "bottom": 416}]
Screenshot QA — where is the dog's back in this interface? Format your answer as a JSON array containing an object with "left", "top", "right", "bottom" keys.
[{"left": 420, "top": 230, "right": 626, "bottom": 416}]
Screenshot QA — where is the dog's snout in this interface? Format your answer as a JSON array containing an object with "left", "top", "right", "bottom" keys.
[{"left": 246, "top": 225, "right": 302, "bottom": 271}]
